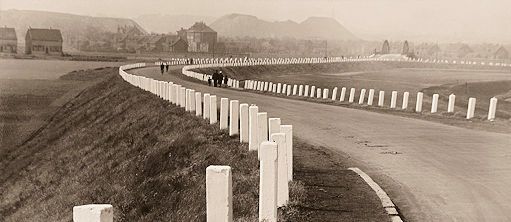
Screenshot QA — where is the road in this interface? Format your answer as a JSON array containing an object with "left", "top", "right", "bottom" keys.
[{"left": 130, "top": 66, "right": 511, "bottom": 222}]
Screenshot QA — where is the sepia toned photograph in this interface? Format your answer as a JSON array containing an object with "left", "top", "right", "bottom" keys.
[{"left": 0, "top": 0, "right": 510, "bottom": 221}]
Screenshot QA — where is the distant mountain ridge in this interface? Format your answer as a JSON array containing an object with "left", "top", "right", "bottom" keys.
[
  {"left": 135, "top": 14, "right": 215, "bottom": 34},
  {"left": 209, "top": 13, "right": 358, "bottom": 41}
]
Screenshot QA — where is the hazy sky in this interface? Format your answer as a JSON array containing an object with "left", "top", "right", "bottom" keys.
[{"left": 2, "top": 0, "right": 511, "bottom": 43}]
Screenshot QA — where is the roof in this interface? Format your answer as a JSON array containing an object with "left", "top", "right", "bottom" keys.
[
  {"left": 0, "top": 27, "right": 17, "bottom": 40},
  {"left": 187, "top": 22, "right": 216, "bottom": 33},
  {"left": 26, "top": 28, "right": 63, "bottom": 42}
]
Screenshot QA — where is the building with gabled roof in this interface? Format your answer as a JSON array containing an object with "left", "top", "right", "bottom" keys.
[
  {"left": 25, "top": 28, "right": 63, "bottom": 55},
  {"left": 0, "top": 27, "right": 17, "bottom": 53},
  {"left": 186, "top": 22, "right": 217, "bottom": 53}
]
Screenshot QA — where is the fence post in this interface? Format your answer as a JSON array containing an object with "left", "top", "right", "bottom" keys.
[
  {"left": 368, "top": 89, "right": 375, "bottom": 106},
  {"left": 292, "top": 85, "right": 297, "bottom": 95},
  {"left": 280, "top": 125, "right": 293, "bottom": 182},
  {"left": 402, "top": 92, "right": 409, "bottom": 110},
  {"left": 316, "top": 88, "right": 321, "bottom": 99},
  {"left": 340, "top": 87, "right": 346, "bottom": 102},
  {"left": 249, "top": 105, "right": 259, "bottom": 151},
  {"left": 206, "top": 165, "right": 233, "bottom": 222},
  {"left": 448, "top": 94, "right": 456, "bottom": 113},
  {"left": 310, "top": 86, "right": 316, "bottom": 97},
  {"left": 304, "top": 85, "right": 310, "bottom": 97},
  {"left": 258, "top": 112, "right": 269, "bottom": 158},
  {"left": 299, "top": 85, "right": 304, "bottom": 96},
  {"left": 239, "top": 103, "right": 249, "bottom": 143},
  {"left": 190, "top": 89, "right": 196, "bottom": 112},
  {"left": 331, "top": 87, "right": 338, "bottom": 100},
  {"left": 416, "top": 92, "right": 423, "bottom": 112},
  {"left": 349, "top": 88, "right": 356, "bottom": 103},
  {"left": 488, "top": 97, "right": 498, "bottom": 121},
  {"left": 431, "top": 94, "right": 439, "bottom": 113},
  {"left": 259, "top": 142, "right": 278, "bottom": 222},
  {"left": 378, "top": 91, "right": 385, "bottom": 106},
  {"left": 467, "top": 97, "right": 476, "bottom": 119},
  {"left": 220, "top": 98, "right": 229, "bottom": 129},
  {"left": 271, "top": 133, "right": 289, "bottom": 207},
  {"left": 229, "top": 100, "right": 239, "bottom": 136},
  {"left": 390, "top": 91, "right": 398, "bottom": 108},
  {"left": 210, "top": 95, "right": 217, "bottom": 124},
  {"left": 204, "top": 94, "right": 211, "bottom": 119},
  {"left": 268, "top": 118, "right": 281, "bottom": 137},
  {"left": 73, "top": 204, "right": 113, "bottom": 222},
  {"left": 358, "top": 89, "right": 366, "bottom": 104},
  {"left": 195, "top": 92, "right": 202, "bottom": 116}
]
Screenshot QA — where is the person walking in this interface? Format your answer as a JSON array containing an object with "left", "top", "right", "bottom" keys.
[
  {"left": 208, "top": 77, "right": 212, "bottom": 86},
  {"left": 218, "top": 71, "right": 223, "bottom": 87},
  {"left": 160, "top": 62, "right": 165, "bottom": 74},
  {"left": 212, "top": 71, "right": 218, "bottom": 87},
  {"left": 223, "top": 75, "right": 228, "bottom": 87},
  {"left": 165, "top": 63, "right": 169, "bottom": 72}
]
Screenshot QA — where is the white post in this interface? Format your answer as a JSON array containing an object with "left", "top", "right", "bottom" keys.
[
  {"left": 467, "top": 97, "right": 476, "bottom": 119},
  {"left": 298, "top": 85, "right": 304, "bottom": 96},
  {"left": 286, "top": 85, "right": 292, "bottom": 96},
  {"left": 358, "top": 89, "right": 366, "bottom": 104},
  {"left": 416, "top": 92, "right": 424, "bottom": 112},
  {"left": 195, "top": 92, "right": 202, "bottom": 116},
  {"left": 448, "top": 94, "right": 456, "bottom": 113},
  {"left": 249, "top": 105, "right": 259, "bottom": 151},
  {"left": 368, "top": 89, "right": 375, "bottom": 106},
  {"left": 271, "top": 133, "right": 289, "bottom": 207},
  {"left": 73, "top": 204, "right": 113, "bottom": 222},
  {"left": 185, "top": 89, "right": 191, "bottom": 111},
  {"left": 280, "top": 125, "right": 293, "bottom": 181},
  {"left": 331, "top": 87, "right": 338, "bottom": 100},
  {"left": 258, "top": 112, "right": 269, "bottom": 145},
  {"left": 390, "top": 91, "right": 398, "bottom": 108},
  {"left": 229, "top": 100, "right": 239, "bottom": 136},
  {"left": 259, "top": 142, "right": 278, "bottom": 222},
  {"left": 349, "top": 88, "right": 356, "bottom": 103},
  {"left": 206, "top": 165, "right": 233, "bottom": 222},
  {"left": 292, "top": 85, "right": 297, "bottom": 95},
  {"left": 220, "top": 98, "right": 229, "bottom": 129},
  {"left": 180, "top": 87, "right": 186, "bottom": 108},
  {"left": 204, "top": 94, "right": 211, "bottom": 119},
  {"left": 316, "top": 88, "right": 321, "bottom": 99},
  {"left": 304, "top": 85, "right": 309, "bottom": 97},
  {"left": 488, "top": 97, "right": 497, "bottom": 121},
  {"left": 277, "top": 83, "right": 282, "bottom": 94},
  {"left": 268, "top": 118, "right": 281, "bottom": 137},
  {"left": 190, "top": 89, "right": 196, "bottom": 112},
  {"left": 402, "top": 92, "right": 409, "bottom": 110},
  {"left": 322, "top": 88, "right": 329, "bottom": 99},
  {"left": 282, "top": 84, "right": 287, "bottom": 94},
  {"left": 340, "top": 87, "right": 346, "bottom": 102},
  {"left": 378, "top": 91, "right": 385, "bottom": 106},
  {"left": 239, "top": 103, "right": 249, "bottom": 143},
  {"left": 431, "top": 94, "right": 439, "bottom": 113},
  {"left": 210, "top": 95, "right": 217, "bottom": 124}
]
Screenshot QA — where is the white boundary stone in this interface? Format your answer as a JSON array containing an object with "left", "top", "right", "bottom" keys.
[
  {"left": 488, "top": 97, "right": 497, "bottom": 121},
  {"left": 340, "top": 87, "right": 346, "bottom": 102},
  {"left": 416, "top": 92, "right": 423, "bottom": 112},
  {"left": 73, "top": 204, "right": 113, "bottom": 222},
  {"left": 378, "top": 91, "right": 385, "bottom": 107},
  {"left": 280, "top": 125, "right": 293, "bottom": 181},
  {"left": 349, "top": 88, "right": 356, "bottom": 103},
  {"left": 239, "top": 103, "right": 249, "bottom": 143},
  {"left": 259, "top": 142, "right": 278, "bottom": 222},
  {"left": 229, "top": 100, "right": 239, "bottom": 136},
  {"left": 390, "top": 91, "right": 398, "bottom": 109},
  {"left": 448, "top": 94, "right": 456, "bottom": 113},
  {"left": 467, "top": 97, "right": 476, "bottom": 119},
  {"left": 220, "top": 98, "right": 229, "bottom": 129},
  {"left": 431, "top": 94, "right": 439, "bottom": 113},
  {"left": 402, "top": 92, "right": 409, "bottom": 110},
  {"left": 210, "top": 95, "right": 217, "bottom": 124},
  {"left": 206, "top": 165, "right": 233, "bottom": 222},
  {"left": 358, "top": 89, "right": 366, "bottom": 104},
  {"left": 249, "top": 105, "right": 259, "bottom": 151},
  {"left": 271, "top": 133, "right": 289, "bottom": 207},
  {"left": 204, "top": 94, "right": 211, "bottom": 119}
]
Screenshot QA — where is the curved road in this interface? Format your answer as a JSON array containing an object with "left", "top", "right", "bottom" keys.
[{"left": 130, "top": 66, "right": 511, "bottom": 222}]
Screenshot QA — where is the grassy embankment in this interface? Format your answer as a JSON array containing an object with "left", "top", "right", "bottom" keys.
[{"left": 0, "top": 68, "right": 389, "bottom": 221}]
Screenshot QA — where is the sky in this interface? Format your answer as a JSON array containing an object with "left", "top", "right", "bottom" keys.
[{"left": 1, "top": 0, "right": 511, "bottom": 43}]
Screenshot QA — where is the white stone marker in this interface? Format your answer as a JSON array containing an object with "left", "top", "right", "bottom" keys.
[
  {"left": 488, "top": 97, "right": 497, "bottom": 121},
  {"left": 390, "top": 91, "right": 398, "bottom": 108},
  {"left": 358, "top": 89, "right": 366, "bottom": 104},
  {"left": 316, "top": 88, "right": 321, "bottom": 99},
  {"left": 378, "top": 91, "right": 385, "bottom": 106},
  {"left": 271, "top": 133, "right": 289, "bottom": 207},
  {"left": 310, "top": 86, "right": 316, "bottom": 97},
  {"left": 349, "top": 88, "right": 356, "bottom": 103},
  {"left": 259, "top": 141, "right": 278, "bottom": 222},
  {"left": 240, "top": 104, "right": 249, "bottom": 143},
  {"left": 190, "top": 89, "right": 196, "bottom": 112},
  {"left": 431, "top": 94, "right": 439, "bottom": 113},
  {"left": 402, "top": 92, "right": 409, "bottom": 110},
  {"left": 368, "top": 89, "right": 375, "bottom": 106},
  {"left": 73, "top": 204, "right": 113, "bottom": 222},
  {"left": 206, "top": 165, "right": 233, "bottom": 222},
  {"left": 220, "top": 98, "right": 229, "bottom": 129},
  {"left": 304, "top": 85, "right": 310, "bottom": 97},
  {"left": 448, "top": 94, "right": 456, "bottom": 113},
  {"left": 286, "top": 85, "right": 292, "bottom": 96},
  {"left": 332, "top": 87, "right": 338, "bottom": 100},
  {"left": 210, "top": 95, "right": 218, "bottom": 124},
  {"left": 282, "top": 84, "right": 287, "bottom": 94},
  {"left": 180, "top": 87, "right": 186, "bottom": 108},
  {"left": 195, "top": 92, "right": 202, "bottom": 116},
  {"left": 204, "top": 94, "right": 211, "bottom": 119},
  {"left": 292, "top": 85, "right": 297, "bottom": 95},
  {"left": 323, "top": 88, "right": 329, "bottom": 99},
  {"left": 258, "top": 112, "right": 269, "bottom": 144},
  {"left": 416, "top": 92, "right": 424, "bottom": 112},
  {"left": 249, "top": 105, "right": 259, "bottom": 151},
  {"left": 229, "top": 100, "right": 239, "bottom": 136},
  {"left": 268, "top": 118, "right": 281, "bottom": 137},
  {"left": 277, "top": 83, "right": 282, "bottom": 94},
  {"left": 298, "top": 85, "right": 304, "bottom": 96},
  {"left": 280, "top": 125, "right": 293, "bottom": 181},
  {"left": 340, "top": 87, "right": 346, "bottom": 102},
  {"left": 467, "top": 97, "right": 476, "bottom": 119},
  {"left": 185, "top": 89, "right": 191, "bottom": 111}
]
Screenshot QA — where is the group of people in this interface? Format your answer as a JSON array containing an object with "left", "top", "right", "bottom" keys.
[
  {"left": 208, "top": 70, "right": 228, "bottom": 87},
  {"left": 159, "top": 62, "right": 169, "bottom": 74}
]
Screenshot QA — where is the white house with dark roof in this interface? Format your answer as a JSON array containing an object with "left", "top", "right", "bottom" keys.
[
  {"left": 0, "top": 27, "right": 17, "bottom": 53},
  {"left": 25, "top": 28, "right": 63, "bottom": 55}
]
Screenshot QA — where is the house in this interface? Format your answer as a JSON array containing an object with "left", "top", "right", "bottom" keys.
[
  {"left": 168, "top": 36, "right": 188, "bottom": 53},
  {"left": 494, "top": 46, "right": 509, "bottom": 60},
  {"left": 381, "top": 40, "right": 390, "bottom": 54},
  {"left": 0, "top": 27, "right": 17, "bottom": 53},
  {"left": 186, "top": 22, "right": 217, "bottom": 53},
  {"left": 25, "top": 28, "right": 63, "bottom": 55}
]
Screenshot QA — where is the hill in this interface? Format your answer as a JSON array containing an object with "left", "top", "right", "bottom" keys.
[
  {"left": 0, "top": 9, "right": 146, "bottom": 50},
  {"left": 135, "top": 14, "right": 215, "bottom": 34},
  {"left": 210, "top": 13, "right": 358, "bottom": 41}
]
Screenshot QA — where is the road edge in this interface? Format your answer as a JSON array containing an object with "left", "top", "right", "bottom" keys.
[{"left": 349, "top": 167, "right": 404, "bottom": 222}]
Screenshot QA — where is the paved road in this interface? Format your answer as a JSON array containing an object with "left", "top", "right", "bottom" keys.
[{"left": 130, "top": 66, "right": 511, "bottom": 222}]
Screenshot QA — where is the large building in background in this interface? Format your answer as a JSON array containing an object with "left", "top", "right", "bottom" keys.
[
  {"left": 185, "top": 22, "right": 217, "bottom": 53},
  {"left": 0, "top": 27, "right": 17, "bottom": 54},
  {"left": 25, "top": 28, "right": 63, "bottom": 55}
]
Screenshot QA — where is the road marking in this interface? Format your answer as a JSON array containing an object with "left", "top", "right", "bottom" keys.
[{"left": 349, "top": 167, "right": 404, "bottom": 222}]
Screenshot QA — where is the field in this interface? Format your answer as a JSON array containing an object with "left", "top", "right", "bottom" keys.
[{"left": 194, "top": 61, "right": 511, "bottom": 120}]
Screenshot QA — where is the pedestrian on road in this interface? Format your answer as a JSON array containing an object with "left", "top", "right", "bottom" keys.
[
  {"left": 160, "top": 63, "right": 164, "bottom": 75},
  {"left": 165, "top": 63, "right": 169, "bottom": 72},
  {"left": 212, "top": 71, "right": 218, "bottom": 87},
  {"left": 208, "top": 77, "right": 212, "bottom": 86},
  {"left": 218, "top": 71, "right": 223, "bottom": 87},
  {"left": 223, "top": 75, "right": 228, "bottom": 87}
]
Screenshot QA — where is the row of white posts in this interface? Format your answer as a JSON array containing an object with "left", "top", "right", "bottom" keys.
[
  {"left": 243, "top": 81, "right": 500, "bottom": 121},
  {"left": 72, "top": 63, "right": 293, "bottom": 222}
]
